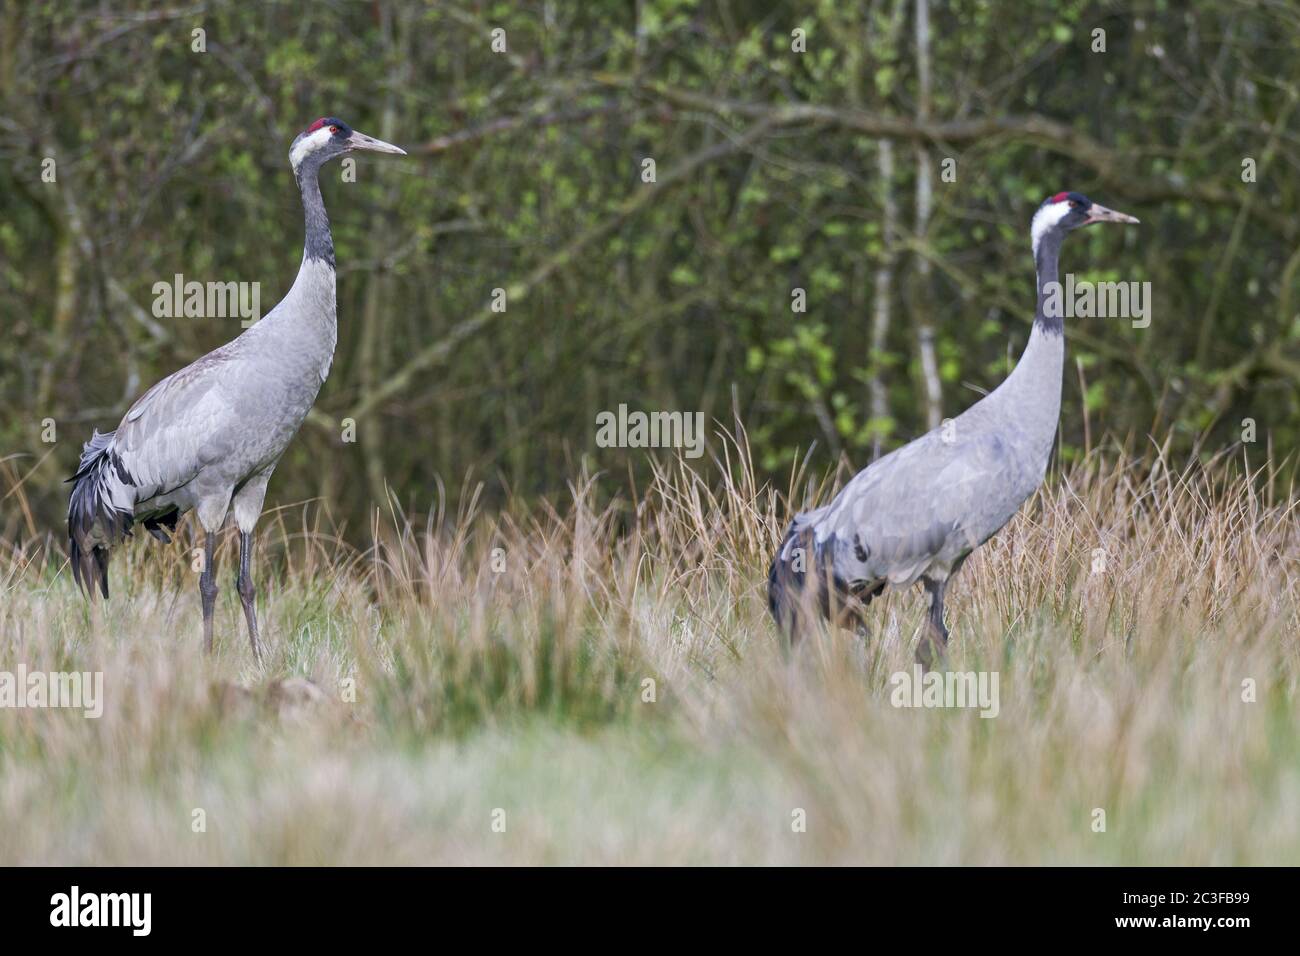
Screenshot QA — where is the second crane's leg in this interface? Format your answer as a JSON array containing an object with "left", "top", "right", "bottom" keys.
[
  {"left": 917, "top": 577, "right": 949, "bottom": 668},
  {"left": 199, "top": 530, "right": 218, "bottom": 654},
  {"left": 236, "top": 530, "right": 263, "bottom": 664}
]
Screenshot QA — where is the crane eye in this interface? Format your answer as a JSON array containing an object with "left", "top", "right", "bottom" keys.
[{"left": 329, "top": 125, "right": 339, "bottom": 134}]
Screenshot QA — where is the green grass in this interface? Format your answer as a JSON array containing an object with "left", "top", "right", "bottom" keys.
[{"left": 1, "top": 439, "right": 1298, "bottom": 864}]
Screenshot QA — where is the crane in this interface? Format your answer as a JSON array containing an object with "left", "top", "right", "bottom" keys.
[
  {"left": 768, "top": 192, "right": 1138, "bottom": 666},
  {"left": 67, "top": 117, "right": 406, "bottom": 662}
]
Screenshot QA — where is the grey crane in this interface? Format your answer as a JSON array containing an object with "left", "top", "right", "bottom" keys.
[
  {"left": 768, "top": 192, "right": 1138, "bottom": 665},
  {"left": 67, "top": 117, "right": 406, "bottom": 661}
]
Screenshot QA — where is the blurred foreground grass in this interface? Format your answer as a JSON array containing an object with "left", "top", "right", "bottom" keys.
[{"left": 1, "top": 438, "right": 1297, "bottom": 864}]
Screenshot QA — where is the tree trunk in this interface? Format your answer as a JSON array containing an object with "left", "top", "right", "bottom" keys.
[
  {"left": 912, "top": 0, "right": 943, "bottom": 431},
  {"left": 870, "top": 138, "right": 896, "bottom": 459}
]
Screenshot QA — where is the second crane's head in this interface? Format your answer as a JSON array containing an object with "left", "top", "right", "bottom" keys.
[
  {"left": 289, "top": 117, "right": 407, "bottom": 177},
  {"left": 1031, "top": 192, "right": 1138, "bottom": 255}
]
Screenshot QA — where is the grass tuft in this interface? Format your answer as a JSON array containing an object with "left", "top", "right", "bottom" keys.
[{"left": 1, "top": 435, "right": 1297, "bottom": 864}]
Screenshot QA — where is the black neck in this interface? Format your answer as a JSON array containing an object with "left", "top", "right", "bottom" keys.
[
  {"left": 1034, "top": 230, "right": 1063, "bottom": 334},
  {"left": 296, "top": 160, "right": 335, "bottom": 268}
]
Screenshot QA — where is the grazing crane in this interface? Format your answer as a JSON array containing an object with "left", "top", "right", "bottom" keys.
[
  {"left": 67, "top": 118, "right": 406, "bottom": 661},
  {"left": 769, "top": 192, "right": 1138, "bottom": 666}
]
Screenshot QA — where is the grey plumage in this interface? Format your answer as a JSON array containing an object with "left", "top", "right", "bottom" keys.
[
  {"left": 67, "top": 117, "right": 406, "bottom": 659},
  {"left": 768, "top": 192, "right": 1138, "bottom": 663}
]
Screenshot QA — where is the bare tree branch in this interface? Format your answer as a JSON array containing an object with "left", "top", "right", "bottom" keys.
[
  {"left": 334, "top": 116, "right": 778, "bottom": 426},
  {"left": 593, "top": 72, "right": 1296, "bottom": 236}
]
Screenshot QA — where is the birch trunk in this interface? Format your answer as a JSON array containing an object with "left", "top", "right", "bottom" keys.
[
  {"left": 913, "top": 0, "right": 943, "bottom": 431},
  {"left": 870, "top": 139, "right": 896, "bottom": 459}
]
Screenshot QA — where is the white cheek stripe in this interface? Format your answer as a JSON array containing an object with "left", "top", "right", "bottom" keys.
[
  {"left": 1031, "top": 201, "right": 1071, "bottom": 252},
  {"left": 290, "top": 126, "right": 335, "bottom": 169}
]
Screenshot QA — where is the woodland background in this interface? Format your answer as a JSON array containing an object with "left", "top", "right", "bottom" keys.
[{"left": 2, "top": 0, "right": 1298, "bottom": 541}]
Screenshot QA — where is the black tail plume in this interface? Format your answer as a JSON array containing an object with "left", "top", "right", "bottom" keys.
[
  {"left": 768, "top": 524, "right": 816, "bottom": 637},
  {"left": 66, "top": 430, "right": 133, "bottom": 599},
  {"left": 768, "top": 523, "right": 880, "bottom": 638}
]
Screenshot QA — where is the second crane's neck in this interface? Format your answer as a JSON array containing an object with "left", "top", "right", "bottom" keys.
[
  {"left": 297, "top": 161, "right": 335, "bottom": 269},
  {"left": 990, "top": 230, "right": 1067, "bottom": 448},
  {"left": 1034, "top": 229, "right": 1065, "bottom": 335}
]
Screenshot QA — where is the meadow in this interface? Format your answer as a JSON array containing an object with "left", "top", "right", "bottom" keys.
[{"left": 1, "top": 434, "right": 1297, "bottom": 865}]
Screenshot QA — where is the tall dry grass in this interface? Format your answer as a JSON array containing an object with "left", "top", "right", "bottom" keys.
[{"left": 0, "top": 433, "right": 1297, "bottom": 864}]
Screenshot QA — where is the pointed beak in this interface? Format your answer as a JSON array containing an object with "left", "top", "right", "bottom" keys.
[
  {"left": 1084, "top": 203, "right": 1139, "bottom": 225},
  {"left": 347, "top": 130, "right": 407, "bottom": 156}
]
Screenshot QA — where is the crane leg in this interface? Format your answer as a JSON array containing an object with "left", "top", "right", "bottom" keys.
[
  {"left": 916, "top": 577, "right": 949, "bottom": 669},
  {"left": 236, "top": 531, "right": 263, "bottom": 664},
  {"left": 199, "top": 530, "right": 218, "bottom": 654}
]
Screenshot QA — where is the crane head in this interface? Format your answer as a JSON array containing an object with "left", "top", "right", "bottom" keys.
[
  {"left": 289, "top": 117, "right": 407, "bottom": 174},
  {"left": 1032, "top": 192, "right": 1138, "bottom": 254}
]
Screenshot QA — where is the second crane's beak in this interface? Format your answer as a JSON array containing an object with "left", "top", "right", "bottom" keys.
[
  {"left": 347, "top": 130, "right": 407, "bottom": 156},
  {"left": 1084, "top": 203, "right": 1139, "bottom": 226}
]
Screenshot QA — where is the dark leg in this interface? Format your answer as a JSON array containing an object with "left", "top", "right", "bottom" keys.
[
  {"left": 916, "top": 577, "right": 949, "bottom": 669},
  {"left": 236, "top": 530, "right": 263, "bottom": 664},
  {"left": 200, "top": 531, "right": 218, "bottom": 654}
]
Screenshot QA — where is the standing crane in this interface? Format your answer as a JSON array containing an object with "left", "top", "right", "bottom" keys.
[
  {"left": 769, "top": 192, "right": 1138, "bottom": 666},
  {"left": 67, "top": 118, "right": 406, "bottom": 662}
]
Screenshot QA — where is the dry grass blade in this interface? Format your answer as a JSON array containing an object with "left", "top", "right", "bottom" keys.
[{"left": 0, "top": 436, "right": 1296, "bottom": 864}]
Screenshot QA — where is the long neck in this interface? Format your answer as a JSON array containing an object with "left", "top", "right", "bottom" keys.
[
  {"left": 297, "top": 161, "right": 335, "bottom": 268},
  {"left": 1033, "top": 230, "right": 1064, "bottom": 334},
  {"left": 256, "top": 161, "right": 337, "bottom": 351},
  {"left": 985, "top": 232, "right": 1067, "bottom": 459}
]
